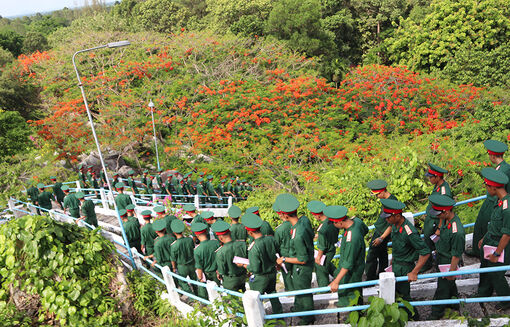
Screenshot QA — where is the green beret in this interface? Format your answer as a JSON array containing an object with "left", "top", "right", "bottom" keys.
[
  {"left": 113, "top": 172, "right": 119, "bottom": 177},
  {"left": 211, "top": 220, "right": 231, "bottom": 234},
  {"left": 153, "top": 205, "right": 166, "bottom": 213},
  {"left": 484, "top": 139, "right": 508, "bottom": 155},
  {"left": 50, "top": 176, "right": 57, "bottom": 180},
  {"left": 220, "top": 179, "right": 226, "bottom": 183},
  {"left": 323, "top": 205, "right": 348, "bottom": 220},
  {"left": 241, "top": 179, "right": 247, "bottom": 183},
  {"left": 37, "top": 183, "right": 45, "bottom": 189},
  {"left": 126, "top": 204, "right": 135, "bottom": 211},
  {"left": 482, "top": 167, "right": 509, "bottom": 186},
  {"left": 183, "top": 204, "right": 196, "bottom": 212},
  {"left": 425, "top": 163, "right": 448, "bottom": 177},
  {"left": 153, "top": 219, "right": 166, "bottom": 232},
  {"left": 61, "top": 185, "right": 69, "bottom": 191},
  {"left": 141, "top": 210, "right": 152, "bottom": 217},
  {"left": 191, "top": 222, "right": 208, "bottom": 233},
  {"left": 366, "top": 179, "right": 387, "bottom": 191},
  {"left": 379, "top": 199, "right": 406, "bottom": 218},
  {"left": 201, "top": 211, "right": 214, "bottom": 219},
  {"left": 143, "top": 170, "right": 149, "bottom": 173},
  {"left": 75, "top": 191, "right": 85, "bottom": 199},
  {"left": 207, "top": 175, "right": 213, "bottom": 180},
  {"left": 199, "top": 172, "right": 205, "bottom": 176},
  {"left": 246, "top": 206, "right": 259, "bottom": 214},
  {"left": 242, "top": 213, "right": 263, "bottom": 229},
  {"left": 171, "top": 219, "right": 185, "bottom": 233},
  {"left": 197, "top": 177, "right": 204, "bottom": 183},
  {"left": 118, "top": 209, "right": 127, "bottom": 217},
  {"left": 115, "top": 182, "right": 125, "bottom": 189},
  {"left": 228, "top": 205, "right": 242, "bottom": 218},
  {"left": 428, "top": 194, "right": 456, "bottom": 217},
  {"left": 128, "top": 170, "right": 135, "bottom": 175},
  {"left": 307, "top": 200, "right": 325, "bottom": 214},
  {"left": 275, "top": 193, "right": 299, "bottom": 213}
]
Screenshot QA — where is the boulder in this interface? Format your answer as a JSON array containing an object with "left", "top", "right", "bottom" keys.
[
  {"left": 79, "top": 150, "right": 126, "bottom": 172},
  {"left": 117, "top": 165, "right": 133, "bottom": 178}
]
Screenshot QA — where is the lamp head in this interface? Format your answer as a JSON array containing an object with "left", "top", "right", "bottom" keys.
[
  {"left": 148, "top": 100, "right": 155, "bottom": 108},
  {"left": 107, "top": 40, "right": 131, "bottom": 48}
]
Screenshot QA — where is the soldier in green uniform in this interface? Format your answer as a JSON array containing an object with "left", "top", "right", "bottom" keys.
[
  {"left": 27, "top": 182, "right": 40, "bottom": 214},
  {"left": 141, "top": 170, "right": 149, "bottom": 192},
  {"left": 471, "top": 140, "right": 510, "bottom": 257},
  {"left": 120, "top": 209, "right": 142, "bottom": 253},
  {"left": 225, "top": 178, "right": 235, "bottom": 199},
  {"left": 308, "top": 200, "right": 339, "bottom": 288},
  {"left": 76, "top": 191, "right": 98, "bottom": 228},
  {"left": 192, "top": 222, "right": 221, "bottom": 299},
  {"left": 206, "top": 175, "right": 219, "bottom": 206},
  {"left": 140, "top": 210, "right": 157, "bottom": 256},
  {"left": 126, "top": 204, "right": 136, "bottom": 219},
  {"left": 217, "top": 179, "right": 227, "bottom": 205},
  {"left": 50, "top": 177, "right": 65, "bottom": 209},
  {"left": 114, "top": 183, "right": 133, "bottom": 211},
  {"left": 381, "top": 198, "right": 430, "bottom": 320},
  {"left": 127, "top": 170, "right": 137, "bottom": 195},
  {"left": 195, "top": 178, "right": 207, "bottom": 205},
  {"left": 233, "top": 180, "right": 241, "bottom": 200},
  {"left": 164, "top": 174, "right": 173, "bottom": 196},
  {"left": 171, "top": 171, "right": 180, "bottom": 190},
  {"left": 156, "top": 168, "right": 164, "bottom": 193},
  {"left": 212, "top": 220, "right": 247, "bottom": 292},
  {"left": 228, "top": 205, "right": 247, "bottom": 242},
  {"left": 427, "top": 194, "right": 465, "bottom": 320},
  {"left": 183, "top": 174, "right": 195, "bottom": 201},
  {"left": 365, "top": 179, "right": 398, "bottom": 280},
  {"left": 62, "top": 185, "right": 80, "bottom": 218},
  {"left": 153, "top": 205, "right": 175, "bottom": 236},
  {"left": 423, "top": 163, "right": 452, "bottom": 270},
  {"left": 170, "top": 219, "right": 198, "bottom": 295},
  {"left": 275, "top": 193, "right": 315, "bottom": 325},
  {"left": 273, "top": 203, "right": 293, "bottom": 291},
  {"left": 145, "top": 219, "right": 176, "bottom": 269},
  {"left": 112, "top": 172, "right": 120, "bottom": 188},
  {"left": 173, "top": 179, "right": 185, "bottom": 203},
  {"left": 328, "top": 205, "right": 368, "bottom": 307},
  {"left": 37, "top": 183, "right": 54, "bottom": 213},
  {"left": 99, "top": 165, "right": 108, "bottom": 187},
  {"left": 239, "top": 213, "right": 282, "bottom": 314},
  {"left": 476, "top": 168, "right": 510, "bottom": 308},
  {"left": 246, "top": 206, "right": 274, "bottom": 237}
]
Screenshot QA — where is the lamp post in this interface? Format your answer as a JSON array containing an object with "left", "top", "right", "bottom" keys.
[
  {"left": 72, "top": 41, "right": 137, "bottom": 269},
  {"left": 148, "top": 100, "right": 160, "bottom": 170}
]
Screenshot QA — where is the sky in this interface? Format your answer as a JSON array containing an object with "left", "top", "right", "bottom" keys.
[{"left": 1, "top": 0, "right": 83, "bottom": 18}]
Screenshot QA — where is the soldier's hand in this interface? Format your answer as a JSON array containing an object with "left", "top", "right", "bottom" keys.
[
  {"left": 315, "top": 255, "right": 322, "bottom": 265},
  {"left": 372, "top": 238, "right": 382, "bottom": 246},
  {"left": 478, "top": 238, "right": 483, "bottom": 249},
  {"left": 435, "top": 229, "right": 440, "bottom": 236},
  {"left": 216, "top": 272, "right": 222, "bottom": 281},
  {"left": 329, "top": 281, "right": 339, "bottom": 292},
  {"left": 407, "top": 271, "right": 418, "bottom": 282},
  {"left": 445, "top": 275, "right": 456, "bottom": 281},
  {"left": 489, "top": 254, "right": 499, "bottom": 263},
  {"left": 276, "top": 257, "right": 284, "bottom": 265}
]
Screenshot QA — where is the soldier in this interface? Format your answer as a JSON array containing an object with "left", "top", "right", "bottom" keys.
[
  {"left": 201, "top": 211, "right": 217, "bottom": 240},
  {"left": 246, "top": 206, "right": 274, "bottom": 236},
  {"left": 153, "top": 205, "right": 176, "bottom": 236},
  {"left": 171, "top": 171, "right": 180, "bottom": 191},
  {"left": 183, "top": 204, "right": 204, "bottom": 225},
  {"left": 170, "top": 219, "right": 198, "bottom": 295},
  {"left": 120, "top": 209, "right": 142, "bottom": 253},
  {"left": 233, "top": 180, "right": 241, "bottom": 199},
  {"left": 183, "top": 174, "right": 195, "bottom": 200},
  {"left": 112, "top": 172, "right": 121, "bottom": 187},
  {"left": 365, "top": 179, "right": 398, "bottom": 280},
  {"left": 206, "top": 175, "right": 220, "bottom": 206},
  {"left": 27, "top": 182, "right": 40, "bottom": 214},
  {"left": 228, "top": 205, "right": 247, "bottom": 242},
  {"left": 225, "top": 178, "right": 235, "bottom": 198},
  {"left": 275, "top": 193, "right": 315, "bottom": 326},
  {"left": 173, "top": 179, "right": 185, "bottom": 203},
  {"left": 308, "top": 200, "right": 339, "bottom": 288},
  {"left": 37, "top": 183, "right": 54, "bottom": 212},
  {"left": 273, "top": 203, "right": 293, "bottom": 291},
  {"left": 50, "top": 176, "right": 65, "bottom": 209},
  {"left": 76, "top": 191, "right": 98, "bottom": 228},
  {"left": 156, "top": 168, "right": 164, "bottom": 193},
  {"left": 328, "top": 205, "right": 368, "bottom": 307},
  {"left": 472, "top": 140, "right": 510, "bottom": 257},
  {"left": 427, "top": 194, "right": 465, "bottom": 320},
  {"left": 78, "top": 163, "right": 87, "bottom": 186},
  {"left": 145, "top": 219, "right": 175, "bottom": 269},
  {"left": 90, "top": 171, "right": 101, "bottom": 198},
  {"left": 217, "top": 179, "right": 227, "bottom": 205},
  {"left": 62, "top": 185, "right": 80, "bottom": 219},
  {"left": 114, "top": 183, "right": 133, "bottom": 211},
  {"left": 475, "top": 168, "right": 510, "bottom": 309},
  {"left": 423, "top": 163, "right": 452, "bottom": 270},
  {"left": 127, "top": 170, "right": 137, "bottom": 195},
  {"left": 194, "top": 178, "right": 206, "bottom": 205},
  {"left": 381, "top": 198, "right": 430, "bottom": 320},
  {"left": 126, "top": 204, "right": 136, "bottom": 219},
  {"left": 212, "top": 220, "right": 247, "bottom": 292},
  {"left": 192, "top": 222, "right": 221, "bottom": 300},
  {"left": 239, "top": 213, "right": 283, "bottom": 314},
  {"left": 140, "top": 210, "right": 157, "bottom": 257},
  {"left": 99, "top": 165, "right": 108, "bottom": 187},
  {"left": 141, "top": 170, "right": 149, "bottom": 192}
]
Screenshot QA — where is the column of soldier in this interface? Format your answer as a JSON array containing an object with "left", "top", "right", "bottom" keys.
[{"left": 25, "top": 139, "right": 510, "bottom": 324}]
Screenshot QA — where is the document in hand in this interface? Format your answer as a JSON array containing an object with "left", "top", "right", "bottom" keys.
[
  {"left": 483, "top": 245, "right": 504, "bottom": 263},
  {"left": 314, "top": 250, "right": 326, "bottom": 266},
  {"left": 233, "top": 256, "right": 249, "bottom": 265}
]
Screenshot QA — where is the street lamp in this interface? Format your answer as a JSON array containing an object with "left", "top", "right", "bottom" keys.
[
  {"left": 72, "top": 41, "right": 137, "bottom": 268},
  {"left": 148, "top": 100, "right": 160, "bottom": 170}
]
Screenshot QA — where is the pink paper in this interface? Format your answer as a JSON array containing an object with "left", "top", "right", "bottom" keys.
[
  {"left": 483, "top": 245, "right": 504, "bottom": 263},
  {"left": 233, "top": 256, "right": 249, "bottom": 265},
  {"left": 439, "top": 264, "right": 459, "bottom": 278},
  {"left": 314, "top": 250, "right": 326, "bottom": 266},
  {"left": 384, "top": 265, "right": 392, "bottom": 272}
]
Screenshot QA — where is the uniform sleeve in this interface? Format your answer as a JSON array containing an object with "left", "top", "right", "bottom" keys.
[
  {"left": 141, "top": 227, "right": 147, "bottom": 245},
  {"left": 501, "top": 208, "right": 510, "bottom": 235},
  {"left": 317, "top": 230, "right": 328, "bottom": 252},
  {"left": 293, "top": 233, "right": 310, "bottom": 263},
  {"left": 408, "top": 232, "right": 431, "bottom": 256},
  {"left": 451, "top": 227, "right": 466, "bottom": 258},
  {"left": 340, "top": 237, "right": 355, "bottom": 270},
  {"left": 154, "top": 243, "right": 162, "bottom": 263},
  {"left": 170, "top": 242, "right": 178, "bottom": 262},
  {"left": 194, "top": 247, "right": 203, "bottom": 270},
  {"left": 235, "top": 242, "right": 247, "bottom": 258},
  {"left": 247, "top": 244, "right": 261, "bottom": 274},
  {"left": 216, "top": 250, "right": 227, "bottom": 275}
]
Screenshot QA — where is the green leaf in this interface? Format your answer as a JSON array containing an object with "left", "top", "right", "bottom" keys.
[
  {"left": 371, "top": 297, "right": 385, "bottom": 313},
  {"left": 358, "top": 317, "right": 368, "bottom": 327},
  {"left": 69, "top": 289, "right": 80, "bottom": 301},
  {"left": 349, "top": 310, "right": 359, "bottom": 324},
  {"left": 5, "top": 255, "right": 15, "bottom": 268},
  {"left": 389, "top": 303, "right": 400, "bottom": 322}
]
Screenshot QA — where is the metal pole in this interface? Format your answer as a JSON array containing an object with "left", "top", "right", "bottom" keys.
[
  {"left": 148, "top": 100, "right": 160, "bottom": 170},
  {"left": 72, "top": 41, "right": 137, "bottom": 269}
]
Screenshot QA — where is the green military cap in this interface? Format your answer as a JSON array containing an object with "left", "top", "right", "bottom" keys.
[
  {"left": 126, "top": 204, "right": 135, "bottom": 211},
  {"left": 428, "top": 194, "right": 455, "bottom": 217},
  {"left": 78, "top": 163, "right": 83, "bottom": 168},
  {"left": 157, "top": 168, "right": 163, "bottom": 172},
  {"left": 113, "top": 172, "right": 119, "bottom": 177},
  {"left": 246, "top": 206, "right": 260, "bottom": 215},
  {"left": 143, "top": 170, "right": 149, "bottom": 173},
  {"left": 153, "top": 219, "right": 166, "bottom": 232},
  {"left": 115, "top": 182, "right": 125, "bottom": 189},
  {"left": 212, "top": 220, "right": 231, "bottom": 235},
  {"left": 171, "top": 219, "right": 185, "bottom": 233},
  {"left": 141, "top": 210, "right": 152, "bottom": 218},
  {"left": 220, "top": 179, "right": 226, "bottom": 183},
  {"left": 199, "top": 172, "right": 206, "bottom": 176},
  {"left": 183, "top": 204, "right": 196, "bottom": 212},
  {"left": 50, "top": 176, "right": 57, "bottom": 180},
  {"left": 191, "top": 222, "right": 208, "bottom": 234},
  {"left": 275, "top": 193, "right": 300, "bottom": 213},
  {"left": 482, "top": 167, "right": 509, "bottom": 187},
  {"left": 201, "top": 211, "right": 214, "bottom": 220},
  {"left": 207, "top": 175, "right": 213, "bottom": 180},
  {"left": 272, "top": 203, "right": 280, "bottom": 213},
  {"left": 87, "top": 165, "right": 93, "bottom": 169},
  {"left": 61, "top": 185, "right": 70, "bottom": 191},
  {"left": 323, "top": 205, "right": 348, "bottom": 222},
  {"left": 75, "top": 191, "right": 85, "bottom": 199},
  {"left": 228, "top": 205, "right": 242, "bottom": 218},
  {"left": 366, "top": 179, "right": 388, "bottom": 192},
  {"left": 197, "top": 177, "right": 204, "bottom": 182},
  {"left": 242, "top": 213, "right": 263, "bottom": 230},
  {"left": 37, "top": 183, "right": 45, "bottom": 189},
  {"left": 118, "top": 209, "right": 127, "bottom": 217},
  {"left": 241, "top": 179, "right": 246, "bottom": 183},
  {"left": 379, "top": 199, "right": 406, "bottom": 218},
  {"left": 153, "top": 205, "right": 166, "bottom": 213},
  {"left": 484, "top": 139, "right": 508, "bottom": 155},
  {"left": 128, "top": 170, "right": 135, "bottom": 175},
  {"left": 307, "top": 200, "right": 326, "bottom": 214},
  {"left": 425, "top": 163, "right": 448, "bottom": 177}
]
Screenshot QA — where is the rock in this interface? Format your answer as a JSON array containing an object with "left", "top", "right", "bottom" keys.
[
  {"left": 79, "top": 150, "right": 127, "bottom": 172},
  {"left": 117, "top": 165, "right": 133, "bottom": 178},
  {"left": 190, "top": 153, "right": 214, "bottom": 163},
  {"left": 147, "top": 164, "right": 157, "bottom": 170}
]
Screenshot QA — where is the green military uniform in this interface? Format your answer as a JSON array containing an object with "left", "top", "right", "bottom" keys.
[
  {"left": 316, "top": 218, "right": 340, "bottom": 287},
  {"left": 193, "top": 222, "right": 221, "bottom": 299},
  {"left": 174, "top": 182, "right": 185, "bottom": 203},
  {"left": 127, "top": 171, "right": 137, "bottom": 194},
  {"left": 274, "top": 204, "right": 293, "bottom": 291},
  {"left": 206, "top": 176, "right": 218, "bottom": 204},
  {"left": 170, "top": 219, "right": 197, "bottom": 295},
  {"left": 217, "top": 180, "right": 227, "bottom": 205},
  {"left": 27, "top": 185, "right": 39, "bottom": 203},
  {"left": 244, "top": 214, "right": 282, "bottom": 314},
  {"left": 140, "top": 210, "right": 157, "bottom": 256},
  {"left": 63, "top": 187, "right": 80, "bottom": 218},
  {"left": 196, "top": 179, "right": 207, "bottom": 205},
  {"left": 228, "top": 205, "right": 247, "bottom": 242},
  {"left": 141, "top": 172, "right": 149, "bottom": 192},
  {"left": 428, "top": 195, "right": 465, "bottom": 319},
  {"left": 115, "top": 183, "right": 133, "bottom": 211},
  {"left": 121, "top": 209, "right": 142, "bottom": 253},
  {"left": 477, "top": 168, "right": 510, "bottom": 306},
  {"left": 37, "top": 185, "right": 53, "bottom": 212},
  {"left": 153, "top": 219, "right": 176, "bottom": 267},
  {"left": 156, "top": 169, "right": 164, "bottom": 193},
  {"left": 51, "top": 178, "right": 65, "bottom": 207},
  {"left": 80, "top": 198, "right": 98, "bottom": 228}
]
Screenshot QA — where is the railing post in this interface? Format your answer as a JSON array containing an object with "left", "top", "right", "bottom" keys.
[
  {"left": 132, "top": 248, "right": 142, "bottom": 269},
  {"left": 228, "top": 196, "right": 233, "bottom": 208},
  {"left": 99, "top": 188, "right": 108, "bottom": 209},
  {"left": 206, "top": 281, "right": 221, "bottom": 303},
  {"left": 76, "top": 181, "right": 81, "bottom": 191},
  {"left": 152, "top": 193, "right": 157, "bottom": 204},
  {"left": 378, "top": 272, "right": 395, "bottom": 304},
  {"left": 161, "top": 266, "right": 181, "bottom": 305},
  {"left": 130, "top": 195, "right": 137, "bottom": 207},
  {"left": 194, "top": 194, "right": 199, "bottom": 209},
  {"left": 243, "top": 290, "right": 265, "bottom": 327}
]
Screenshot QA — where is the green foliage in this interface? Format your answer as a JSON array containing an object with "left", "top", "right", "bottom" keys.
[
  {"left": 206, "top": 0, "right": 273, "bottom": 35},
  {"left": 0, "top": 29, "right": 24, "bottom": 57},
  {"left": 21, "top": 31, "right": 48, "bottom": 54},
  {"left": 349, "top": 296, "right": 412, "bottom": 327},
  {"left": 0, "top": 46, "right": 13, "bottom": 66},
  {"left": 0, "top": 109, "right": 32, "bottom": 158},
  {"left": 0, "top": 66, "right": 41, "bottom": 119},
  {"left": 0, "top": 215, "right": 122, "bottom": 326},
  {"left": 133, "top": 0, "right": 191, "bottom": 34}
]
